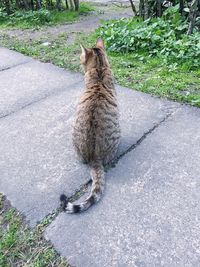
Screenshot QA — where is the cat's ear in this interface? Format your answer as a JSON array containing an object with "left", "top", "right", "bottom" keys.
[
  {"left": 80, "top": 44, "right": 90, "bottom": 64},
  {"left": 80, "top": 44, "right": 90, "bottom": 55},
  {"left": 80, "top": 44, "right": 86, "bottom": 54},
  {"left": 96, "top": 38, "right": 104, "bottom": 50}
]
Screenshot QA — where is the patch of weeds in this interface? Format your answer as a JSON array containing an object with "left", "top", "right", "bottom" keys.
[
  {"left": 97, "top": 9, "right": 200, "bottom": 70},
  {"left": 0, "top": 3, "right": 94, "bottom": 29},
  {"left": 0, "top": 193, "right": 69, "bottom": 267},
  {"left": 49, "top": 3, "right": 94, "bottom": 25},
  {"left": 109, "top": 52, "right": 200, "bottom": 107},
  {"left": 78, "top": 2, "right": 94, "bottom": 15}
]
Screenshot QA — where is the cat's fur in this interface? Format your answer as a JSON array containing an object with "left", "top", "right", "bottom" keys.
[{"left": 60, "top": 38, "right": 121, "bottom": 213}]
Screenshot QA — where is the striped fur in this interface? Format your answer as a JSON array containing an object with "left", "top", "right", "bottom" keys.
[{"left": 60, "top": 38, "right": 121, "bottom": 213}]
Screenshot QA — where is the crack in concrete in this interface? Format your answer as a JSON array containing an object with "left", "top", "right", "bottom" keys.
[
  {"left": 107, "top": 110, "right": 175, "bottom": 169},
  {"left": 34, "top": 106, "right": 180, "bottom": 229},
  {"left": 68, "top": 108, "right": 179, "bottom": 197},
  {"left": 34, "top": 180, "right": 91, "bottom": 229},
  {"left": 0, "top": 60, "right": 32, "bottom": 72},
  {"left": 0, "top": 80, "right": 82, "bottom": 120}
]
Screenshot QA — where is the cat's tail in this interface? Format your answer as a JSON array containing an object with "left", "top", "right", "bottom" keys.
[{"left": 60, "top": 161, "right": 105, "bottom": 213}]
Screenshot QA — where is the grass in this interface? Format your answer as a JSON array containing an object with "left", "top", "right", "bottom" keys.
[
  {"left": 0, "top": 2, "right": 94, "bottom": 29},
  {"left": 0, "top": 30, "right": 199, "bottom": 107},
  {"left": 50, "top": 2, "right": 94, "bottom": 24},
  {"left": 110, "top": 52, "right": 200, "bottom": 107},
  {"left": 0, "top": 193, "right": 69, "bottom": 267}
]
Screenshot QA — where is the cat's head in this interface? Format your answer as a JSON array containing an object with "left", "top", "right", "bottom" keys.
[{"left": 80, "top": 38, "right": 109, "bottom": 71}]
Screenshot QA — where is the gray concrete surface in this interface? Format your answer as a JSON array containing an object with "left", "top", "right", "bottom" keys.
[
  {"left": 1, "top": 47, "right": 200, "bottom": 266},
  {"left": 0, "top": 59, "right": 82, "bottom": 118},
  {"left": 0, "top": 47, "right": 32, "bottom": 71},
  {"left": 45, "top": 106, "right": 200, "bottom": 267},
  {"left": 116, "top": 85, "right": 178, "bottom": 155},
  {"left": 0, "top": 86, "right": 89, "bottom": 226},
  {"left": 0, "top": 48, "right": 177, "bottom": 226}
]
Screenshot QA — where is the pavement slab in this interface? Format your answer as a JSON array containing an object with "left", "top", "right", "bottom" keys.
[
  {"left": 0, "top": 55, "right": 177, "bottom": 226},
  {"left": 45, "top": 106, "right": 200, "bottom": 267},
  {"left": 116, "top": 85, "right": 178, "bottom": 155},
  {"left": 0, "top": 58, "right": 83, "bottom": 118},
  {"left": 0, "top": 47, "right": 32, "bottom": 71},
  {"left": 0, "top": 85, "right": 89, "bottom": 226}
]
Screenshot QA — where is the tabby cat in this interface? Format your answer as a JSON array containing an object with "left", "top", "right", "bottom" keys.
[{"left": 60, "top": 38, "right": 121, "bottom": 213}]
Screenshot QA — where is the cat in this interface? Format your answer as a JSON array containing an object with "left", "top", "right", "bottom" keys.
[{"left": 60, "top": 38, "right": 121, "bottom": 213}]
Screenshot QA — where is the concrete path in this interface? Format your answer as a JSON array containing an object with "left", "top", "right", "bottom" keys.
[{"left": 1, "top": 47, "right": 200, "bottom": 267}]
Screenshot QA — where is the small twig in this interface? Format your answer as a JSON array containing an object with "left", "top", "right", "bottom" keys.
[
  {"left": 187, "top": 0, "right": 198, "bottom": 35},
  {"left": 129, "top": 0, "right": 137, "bottom": 15},
  {"left": 3, "top": 243, "right": 16, "bottom": 256}
]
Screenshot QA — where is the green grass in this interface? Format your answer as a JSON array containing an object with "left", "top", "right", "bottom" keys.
[
  {"left": 49, "top": 2, "right": 94, "bottom": 24},
  {"left": 0, "top": 29, "right": 199, "bottom": 107},
  {"left": 110, "top": 52, "right": 200, "bottom": 106},
  {"left": 0, "top": 3, "right": 94, "bottom": 29},
  {"left": 0, "top": 194, "right": 69, "bottom": 267}
]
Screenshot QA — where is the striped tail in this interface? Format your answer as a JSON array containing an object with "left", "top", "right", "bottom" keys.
[{"left": 60, "top": 162, "right": 105, "bottom": 213}]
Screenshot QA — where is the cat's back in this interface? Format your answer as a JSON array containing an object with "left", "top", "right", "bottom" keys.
[{"left": 73, "top": 82, "right": 120, "bottom": 163}]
